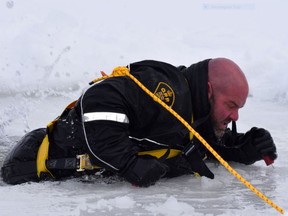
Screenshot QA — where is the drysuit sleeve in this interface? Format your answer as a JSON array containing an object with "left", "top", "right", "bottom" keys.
[
  {"left": 210, "top": 127, "right": 277, "bottom": 165},
  {"left": 80, "top": 78, "right": 169, "bottom": 186}
]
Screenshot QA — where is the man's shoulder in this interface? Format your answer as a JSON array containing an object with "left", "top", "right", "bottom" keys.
[{"left": 129, "top": 60, "right": 179, "bottom": 73}]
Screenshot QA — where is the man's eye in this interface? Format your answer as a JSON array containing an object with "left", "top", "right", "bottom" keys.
[{"left": 227, "top": 103, "right": 236, "bottom": 109}]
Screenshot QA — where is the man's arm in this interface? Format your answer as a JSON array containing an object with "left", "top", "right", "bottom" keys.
[
  {"left": 80, "top": 78, "right": 170, "bottom": 187},
  {"left": 211, "top": 125, "right": 277, "bottom": 165}
]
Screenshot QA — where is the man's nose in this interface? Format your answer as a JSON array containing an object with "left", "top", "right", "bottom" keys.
[{"left": 230, "top": 109, "right": 239, "bottom": 121}]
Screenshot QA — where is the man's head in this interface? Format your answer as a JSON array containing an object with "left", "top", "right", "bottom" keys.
[{"left": 208, "top": 58, "right": 249, "bottom": 139}]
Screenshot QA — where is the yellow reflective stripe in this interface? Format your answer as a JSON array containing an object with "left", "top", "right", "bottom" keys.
[
  {"left": 138, "top": 149, "right": 181, "bottom": 159},
  {"left": 36, "top": 134, "right": 54, "bottom": 178}
]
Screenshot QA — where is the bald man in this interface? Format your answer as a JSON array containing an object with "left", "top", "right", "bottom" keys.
[{"left": 2, "top": 59, "right": 277, "bottom": 187}]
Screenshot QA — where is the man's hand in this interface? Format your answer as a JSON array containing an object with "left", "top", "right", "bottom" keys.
[
  {"left": 121, "top": 155, "right": 169, "bottom": 187},
  {"left": 251, "top": 127, "right": 277, "bottom": 165},
  {"left": 210, "top": 125, "right": 277, "bottom": 165}
]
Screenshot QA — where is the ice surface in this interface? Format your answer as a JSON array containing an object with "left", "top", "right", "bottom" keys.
[{"left": 0, "top": 0, "right": 287, "bottom": 215}]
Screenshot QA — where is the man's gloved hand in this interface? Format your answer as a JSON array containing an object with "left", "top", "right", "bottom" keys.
[
  {"left": 121, "top": 155, "right": 169, "bottom": 187},
  {"left": 250, "top": 127, "right": 277, "bottom": 164},
  {"left": 215, "top": 122, "right": 277, "bottom": 165},
  {"left": 163, "top": 155, "right": 194, "bottom": 178}
]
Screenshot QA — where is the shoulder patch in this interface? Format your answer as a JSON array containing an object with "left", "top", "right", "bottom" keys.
[{"left": 154, "top": 82, "right": 175, "bottom": 107}]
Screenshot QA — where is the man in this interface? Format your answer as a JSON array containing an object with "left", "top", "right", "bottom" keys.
[{"left": 1, "top": 58, "right": 277, "bottom": 186}]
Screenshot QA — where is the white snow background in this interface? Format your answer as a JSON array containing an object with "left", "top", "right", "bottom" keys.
[{"left": 0, "top": 0, "right": 287, "bottom": 215}]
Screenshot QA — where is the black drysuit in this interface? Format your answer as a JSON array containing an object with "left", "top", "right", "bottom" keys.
[{"left": 1, "top": 60, "right": 277, "bottom": 186}]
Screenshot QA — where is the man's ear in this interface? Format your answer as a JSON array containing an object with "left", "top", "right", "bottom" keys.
[{"left": 208, "top": 82, "right": 212, "bottom": 99}]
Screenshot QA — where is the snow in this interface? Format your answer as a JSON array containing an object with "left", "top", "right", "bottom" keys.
[{"left": 0, "top": 0, "right": 287, "bottom": 215}]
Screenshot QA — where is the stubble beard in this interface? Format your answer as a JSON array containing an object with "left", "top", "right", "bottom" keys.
[{"left": 213, "top": 127, "right": 225, "bottom": 140}]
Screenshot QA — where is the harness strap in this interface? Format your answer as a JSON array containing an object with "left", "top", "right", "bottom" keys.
[
  {"left": 36, "top": 100, "right": 77, "bottom": 178},
  {"left": 138, "top": 149, "right": 181, "bottom": 159},
  {"left": 39, "top": 149, "right": 182, "bottom": 173},
  {"left": 36, "top": 135, "right": 101, "bottom": 173},
  {"left": 36, "top": 134, "right": 54, "bottom": 178},
  {"left": 43, "top": 149, "right": 181, "bottom": 172},
  {"left": 45, "top": 154, "right": 101, "bottom": 171}
]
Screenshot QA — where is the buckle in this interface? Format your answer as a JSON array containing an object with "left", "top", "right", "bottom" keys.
[
  {"left": 76, "top": 154, "right": 86, "bottom": 172},
  {"left": 76, "top": 154, "right": 100, "bottom": 172}
]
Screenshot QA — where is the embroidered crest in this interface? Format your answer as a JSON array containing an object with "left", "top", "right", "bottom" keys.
[{"left": 154, "top": 82, "right": 175, "bottom": 107}]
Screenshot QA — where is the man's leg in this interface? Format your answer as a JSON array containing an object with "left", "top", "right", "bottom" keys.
[{"left": 1, "top": 128, "right": 46, "bottom": 184}]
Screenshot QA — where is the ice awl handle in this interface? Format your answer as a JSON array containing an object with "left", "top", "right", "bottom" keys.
[{"left": 263, "top": 155, "right": 274, "bottom": 166}]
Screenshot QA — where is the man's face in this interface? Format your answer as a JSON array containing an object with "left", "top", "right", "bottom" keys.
[{"left": 209, "top": 85, "right": 247, "bottom": 139}]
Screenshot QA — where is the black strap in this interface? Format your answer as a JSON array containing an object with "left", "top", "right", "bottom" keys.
[
  {"left": 191, "top": 114, "right": 210, "bottom": 130},
  {"left": 183, "top": 141, "right": 214, "bottom": 179},
  {"left": 46, "top": 158, "right": 78, "bottom": 170},
  {"left": 232, "top": 121, "right": 237, "bottom": 135},
  {"left": 180, "top": 114, "right": 210, "bottom": 139}
]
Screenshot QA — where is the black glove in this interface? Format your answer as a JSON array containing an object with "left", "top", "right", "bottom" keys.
[
  {"left": 183, "top": 141, "right": 214, "bottom": 179},
  {"left": 250, "top": 127, "right": 277, "bottom": 163},
  {"left": 226, "top": 127, "right": 278, "bottom": 165},
  {"left": 213, "top": 121, "right": 277, "bottom": 166},
  {"left": 163, "top": 155, "right": 194, "bottom": 178},
  {"left": 121, "top": 155, "right": 169, "bottom": 187}
]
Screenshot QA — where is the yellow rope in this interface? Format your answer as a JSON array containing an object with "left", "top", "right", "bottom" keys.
[
  {"left": 91, "top": 66, "right": 284, "bottom": 214},
  {"left": 89, "top": 76, "right": 109, "bottom": 84}
]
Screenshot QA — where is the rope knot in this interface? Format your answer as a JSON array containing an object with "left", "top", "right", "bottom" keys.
[{"left": 111, "top": 66, "right": 129, "bottom": 76}]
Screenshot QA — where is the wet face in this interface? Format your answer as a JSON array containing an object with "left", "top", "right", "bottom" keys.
[{"left": 209, "top": 84, "right": 247, "bottom": 139}]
